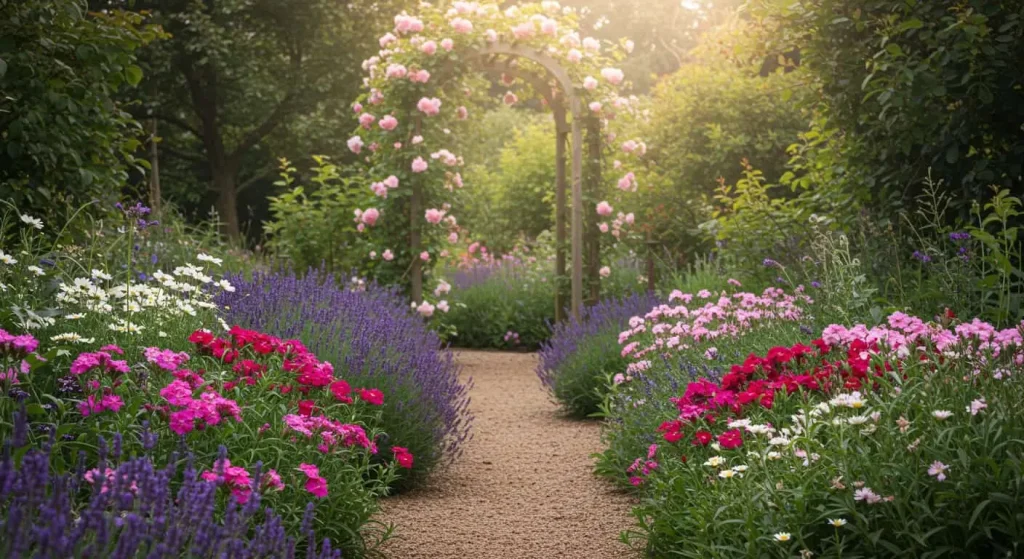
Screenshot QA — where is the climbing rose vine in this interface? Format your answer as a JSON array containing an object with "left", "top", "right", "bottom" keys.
[{"left": 348, "top": 0, "right": 644, "bottom": 307}]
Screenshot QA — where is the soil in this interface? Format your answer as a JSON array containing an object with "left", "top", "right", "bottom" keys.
[{"left": 378, "top": 350, "right": 638, "bottom": 559}]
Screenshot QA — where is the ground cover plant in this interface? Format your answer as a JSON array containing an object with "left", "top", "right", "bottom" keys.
[
  {"left": 217, "top": 269, "right": 473, "bottom": 489},
  {"left": 611, "top": 311, "right": 1024, "bottom": 557}
]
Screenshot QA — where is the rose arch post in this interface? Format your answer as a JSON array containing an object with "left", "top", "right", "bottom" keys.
[{"left": 469, "top": 42, "right": 584, "bottom": 320}]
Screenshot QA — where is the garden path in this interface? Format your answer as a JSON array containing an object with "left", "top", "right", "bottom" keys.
[{"left": 378, "top": 350, "right": 637, "bottom": 558}]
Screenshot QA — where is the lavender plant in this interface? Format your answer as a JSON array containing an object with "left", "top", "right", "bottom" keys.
[
  {"left": 537, "top": 292, "right": 661, "bottom": 417},
  {"left": 217, "top": 269, "right": 472, "bottom": 488},
  {"left": 0, "top": 432, "right": 342, "bottom": 558}
]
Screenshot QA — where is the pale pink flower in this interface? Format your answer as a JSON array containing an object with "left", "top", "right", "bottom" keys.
[
  {"left": 853, "top": 487, "right": 882, "bottom": 504},
  {"left": 512, "top": 21, "right": 535, "bottom": 39},
  {"left": 420, "top": 251, "right": 430, "bottom": 262},
  {"left": 567, "top": 48, "right": 582, "bottom": 63},
  {"left": 369, "top": 251, "right": 377, "bottom": 260},
  {"left": 361, "top": 208, "right": 380, "bottom": 226},
  {"left": 601, "top": 67, "right": 625, "bottom": 85},
  {"left": 540, "top": 18, "right": 557, "bottom": 35},
  {"left": 358, "top": 113, "right": 376, "bottom": 129},
  {"left": 379, "top": 115, "right": 398, "bottom": 131},
  {"left": 425, "top": 208, "right": 445, "bottom": 224},
  {"left": 456, "top": 106, "right": 468, "bottom": 120},
  {"left": 599, "top": 266, "right": 611, "bottom": 278},
  {"left": 421, "top": 40, "right": 437, "bottom": 55},
  {"left": 485, "top": 29, "right": 498, "bottom": 42},
  {"left": 583, "top": 76, "right": 598, "bottom": 90},
  {"left": 582, "top": 36, "right": 600, "bottom": 51},
  {"left": 417, "top": 301, "right": 435, "bottom": 317},
  {"left": 437, "top": 300, "right": 450, "bottom": 313},
  {"left": 383, "top": 175, "right": 399, "bottom": 188},
  {"left": 599, "top": 222, "right": 609, "bottom": 233},
  {"left": 379, "top": 32, "right": 397, "bottom": 48},
  {"left": 589, "top": 101, "right": 602, "bottom": 113},
  {"left": 409, "top": 69, "right": 431, "bottom": 83},
  {"left": 385, "top": 63, "right": 407, "bottom": 79},
  {"left": 503, "top": 91, "right": 518, "bottom": 105},
  {"left": 451, "top": 17, "right": 473, "bottom": 33},
  {"left": 416, "top": 97, "right": 442, "bottom": 116},
  {"left": 412, "top": 135, "right": 424, "bottom": 144},
  {"left": 928, "top": 461, "right": 949, "bottom": 481},
  {"left": 967, "top": 398, "right": 987, "bottom": 415},
  {"left": 596, "top": 201, "right": 613, "bottom": 216},
  {"left": 352, "top": 102, "right": 362, "bottom": 113},
  {"left": 412, "top": 157, "right": 429, "bottom": 173},
  {"left": 441, "top": 38, "right": 454, "bottom": 51},
  {"left": 347, "top": 136, "right": 364, "bottom": 154},
  {"left": 624, "top": 212, "right": 635, "bottom": 225},
  {"left": 624, "top": 39, "right": 634, "bottom": 53},
  {"left": 448, "top": 232, "right": 459, "bottom": 243},
  {"left": 371, "top": 183, "right": 388, "bottom": 198},
  {"left": 382, "top": 249, "right": 395, "bottom": 261}
]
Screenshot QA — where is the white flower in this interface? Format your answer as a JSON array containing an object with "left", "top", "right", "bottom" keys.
[
  {"left": 727, "top": 419, "right": 751, "bottom": 429},
  {"left": 50, "top": 333, "right": 94, "bottom": 344},
  {"left": 437, "top": 300, "right": 450, "bottom": 313},
  {"left": 773, "top": 532, "right": 792, "bottom": 542},
  {"left": 197, "top": 253, "right": 223, "bottom": 266},
  {"left": 20, "top": 214, "right": 44, "bottom": 229},
  {"left": 217, "top": 279, "right": 235, "bottom": 292},
  {"left": 27, "top": 265, "right": 45, "bottom": 276},
  {"left": 746, "top": 424, "right": 772, "bottom": 435},
  {"left": 768, "top": 436, "right": 791, "bottom": 446},
  {"left": 703, "top": 456, "right": 726, "bottom": 468},
  {"left": 830, "top": 392, "right": 865, "bottom": 408},
  {"left": 932, "top": 410, "right": 953, "bottom": 420},
  {"left": 732, "top": 465, "right": 748, "bottom": 473},
  {"left": 766, "top": 451, "right": 781, "bottom": 460},
  {"left": 828, "top": 518, "right": 847, "bottom": 527},
  {"left": 846, "top": 415, "right": 870, "bottom": 426},
  {"left": 91, "top": 269, "right": 113, "bottom": 281},
  {"left": 158, "top": 331, "right": 169, "bottom": 338},
  {"left": 718, "top": 469, "right": 738, "bottom": 479},
  {"left": 64, "top": 313, "right": 86, "bottom": 320},
  {"left": 0, "top": 250, "right": 18, "bottom": 265}
]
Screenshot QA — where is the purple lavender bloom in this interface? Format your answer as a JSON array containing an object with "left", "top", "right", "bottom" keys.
[
  {"left": 0, "top": 443, "right": 341, "bottom": 558},
  {"left": 537, "top": 292, "right": 661, "bottom": 416},
  {"left": 762, "top": 258, "right": 779, "bottom": 268},
  {"left": 912, "top": 250, "right": 932, "bottom": 263},
  {"left": 949, "top": 231, "right": 971, "bottom": 241},
  {"left": 216, "top": 269, "right": 472, "bottom": 483}
]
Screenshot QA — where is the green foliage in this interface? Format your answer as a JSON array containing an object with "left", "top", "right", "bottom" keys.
[
  {"left": 750, "top": 0, "right": 1024, "bottom": 218},
  {"left": 265, "top": 156, "right": 362, "bottom": 275},
  {"left": 551, "top": 326, "right": 629, "bottom": 418},
  {"left": 0, "top": 0, "right": 161, "bottom": 216},
  {"left": 621, "top": 44, "right": 808, "bottom": 260},
  {"left": 458, "top": 115, "right": 557, "bottom": 252}
]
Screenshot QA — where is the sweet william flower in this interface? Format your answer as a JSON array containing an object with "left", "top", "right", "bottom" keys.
[
  {"left": 330, "top": 379, "right": 353, "bottom": 403},
  {"left": 392, "top": 446, "right": 414, "bottom": 468},
  {"left": 718, "top": 429, "right": 743, "bottom": 449},
  {"left": 358, "top": 387, "right": 384, "bottom": 406}
]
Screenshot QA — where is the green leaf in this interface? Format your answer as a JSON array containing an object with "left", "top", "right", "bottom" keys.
[
  {"left": 885, "top": 43, "right": 904, "bottom": 56},
  {"left": 898, "top": 18, "right": 924, "bottom": 32},
  {"left": 125, "top": 64, "right": 143, "bottom": 86}
]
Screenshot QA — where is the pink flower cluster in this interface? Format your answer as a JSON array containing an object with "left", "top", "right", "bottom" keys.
[
  {"left": 201, "top": 458, "right": 283, "bottom": 504},
  {"left": 298, "top": 463, "right": 328, "bottom": 498},
  {"left": 160, "top": 379, "right": 242, "bottom": 436},
  {"left": 71, "top": 348, "right": 130, "bottom": 376},
  {"left": 0, "top": 329, "right": 38, "bottom": 357},
  {"left": 144, "top": 346, "right": 190, "bottom": 371},
  {"left": 284, "top": 413, "right": 378, "bottom": 455},
  {"left": 619, "top": 287, "right": 814, "bottom": 360}
]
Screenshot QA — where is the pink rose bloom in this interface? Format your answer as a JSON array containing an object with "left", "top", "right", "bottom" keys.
[
  {"left": 583, "top": 76, "right": 598, "bottom": 90},
  {"left": 420, "top": 251, "right": 430, "bottom": 262},
  {"left": 371, "top": 183, "right": 388, "bottom": 198},
  {"left": 421, "top": 40, "right": 437, "bottom": 55},
  {"left": 596, "top": 201, "right": 613, "bottom": 216},
  {"left": 583, "top": 36, "right": 600, "bottom": 51},
  {"left": 599, "top": 266, "right": 611, "bottom": 278},
  {"left": 352, "top": 102, "right": 363, "bottom": 113},
  {"left": 512, "top": 21, "right": 534, "bottom": 39},
  {"left": 503, "top": 91, "right": 518, "bottom": 105},
  {"left": 589, "top": 101, "right": 602, "bottom": 112},
  {"left": 485, "top": 29, "right": 498, "bottom": 42},
  {"left": 540, "top": 18, "right": 557, "bottom": 35},
  {"left": 456, "top": 106, "right": 468, "bottom": 120},
  {"left": 599, "top": 222, "right": 609, "bottom": 233},
  {"left": 567, "top": 48, "right": 582, "bottom": 63},
  {"left": 625, "top": 212, "right": 635, "bottom": 225},
  {"left": 347, "top": 136, "right": 363, "bottom": 154},
  {"left": 358, "top": 113, "right": 375, "bottom": 129},
  {"left": 412, "top": 157, "right": 429, "bottom": 173},
  {"left": 416, "top": 97, "right": 441, "bottom": 116},
  {"left": 451, "top": 17, "right": 473, "bottom": 33},
  {"left": 601, "top": 67, "right": 625, "bottom": 85},
  {"left": 416, "top": 301, "right": 435, "bottom": 317},
  {"left": 361, "top": 208, "right": 380, "bottom": 226},
  {"left": 369, "top": 89, "right": 383, "bottom": 104},
  {"left": 383, "top": 175, "right": 399, "bottom": 188},
  {"left": 378, "top": 32, "right": 396, "bottom": 48},
  {"left": 441, "top": 38, "right": 454, "bottom": 51},
  {"left": 409, "top": 69, "right": 430, "bottom": 83},
  {"left": 425, "top": 208, "right": 444, "bottom": 224},
  {"left": 382, "top": 249, "right": 395, "bottom": 261},
  {"left": 448, "top": 232, "right": 459, "bottom": 243},
  {"left": 379, "top": 115, "right": 398, "bottom": 131},
  {"left": 621, "top": 139, "right": 637, "bottom": 153},
  {"left": 385, "top": 63, "right": 407, "bottom": 79}
]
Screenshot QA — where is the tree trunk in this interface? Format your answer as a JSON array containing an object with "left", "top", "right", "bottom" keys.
[
  {"left": 584, "top": 115, "right": 602, "bottom": 306},
  {"left": 213, "top": 165, "right": 241, "bottom": 240}
]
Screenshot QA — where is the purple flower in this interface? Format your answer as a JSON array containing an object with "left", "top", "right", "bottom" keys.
[
  {"left": 912, "top": 250, "right": 932, "bottom": 263},
  {"left": 949, "top": 231, "right": 970, "bottom": 241},
  {"left": 762, "top": 258, "right": 779, "bottom": 268}
]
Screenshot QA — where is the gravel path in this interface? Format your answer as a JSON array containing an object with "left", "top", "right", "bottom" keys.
[{"left": 378, "top": 350, "right": 637, "bottom": 559}]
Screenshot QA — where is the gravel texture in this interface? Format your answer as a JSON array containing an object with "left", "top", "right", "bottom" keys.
[{"left": 378, "top": 350, "right": 637, "bottom": 558}]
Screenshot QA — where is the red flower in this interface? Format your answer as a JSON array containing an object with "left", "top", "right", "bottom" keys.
[
  {"left": 358, "top": 388, "right": 384, "bottom": 406},
  {"left": 718, "top": 429, "right": 743, "bottom": 449},
  {"left": 664, "top": 430, "right": 683, "bottom": 443},
  {"left": 188, "top": 329, "right": 216, "bottom": 347},
  {"left": 680, "top": 455, "right": 687, "bottom": 463},
  {"left": 297, "top": 400, "right": 316, "bottom": 416},
  {"left": 692, "top": 430, "right": 712, "bottom": 446},
  {"left": 330, "top": 380, "right": 353, "bottom": 403},
  {"left": 391, "top": 446, "right": 414, "bottom": 469}
]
